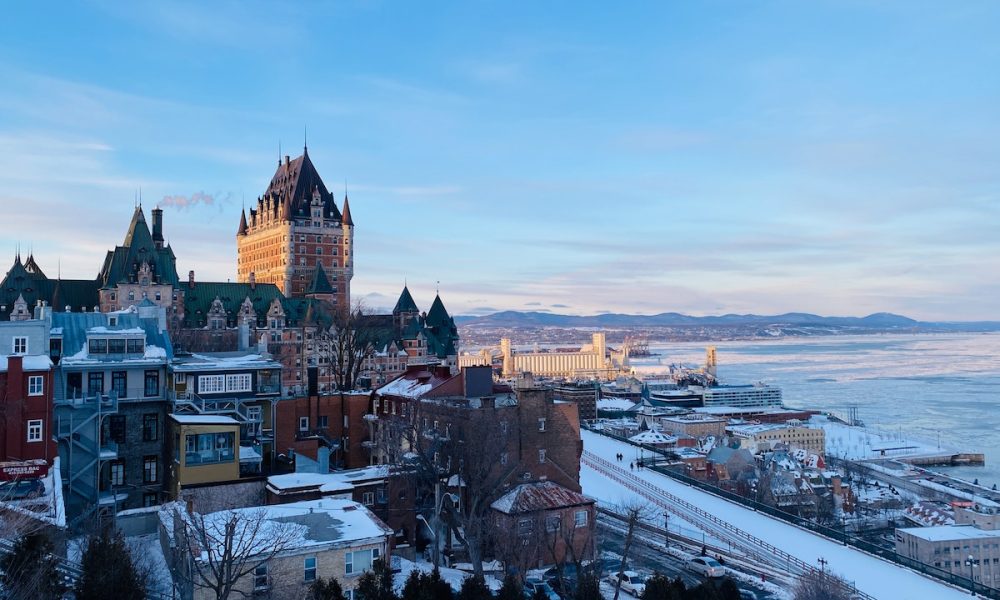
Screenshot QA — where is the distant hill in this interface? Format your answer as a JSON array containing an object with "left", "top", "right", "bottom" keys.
[{"left": 456, "top": 310, "right": 1000, "bottom": 331}]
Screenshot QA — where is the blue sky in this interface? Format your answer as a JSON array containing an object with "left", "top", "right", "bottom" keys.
[{"left": 1, "top": 1, "right": 998, "bottom": 320}]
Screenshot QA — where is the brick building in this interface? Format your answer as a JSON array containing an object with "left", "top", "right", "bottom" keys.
[
  {"left": 237, "top": 147, "right": 353, "bottom": 305},
  {"left": 0, "top": 319, "right": 57, "bottom": 467},
  {"left": 491, "top": 481, "right": 596, "bottom": 570},
  {"left": 273, "top": 389, "right": 372, "bottom": 470}
]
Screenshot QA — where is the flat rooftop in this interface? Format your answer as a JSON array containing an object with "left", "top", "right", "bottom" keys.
[{"left": 898, "top": 524, "right": 1000, "bottom": 542}]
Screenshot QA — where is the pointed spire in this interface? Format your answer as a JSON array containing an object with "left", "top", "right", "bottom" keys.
[
  {"left": 342, "top": 194, "right": 353, "bottom": 226},
  {"left": 305, "top": 262, "right": 334, "bottom": 296},
  {"left": 238, "top": 208, "right": 249, "bottom": 236},
  {"left": 304, "top": 124, "right": 308, "bottom": 154},
  {"left": 393, "top": 285, "right": 418, "bottom": 314}
]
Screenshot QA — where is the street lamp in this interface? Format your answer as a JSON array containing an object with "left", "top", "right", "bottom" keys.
[{"left": 965, "top": 555, "right": 977, "bottom": 594}]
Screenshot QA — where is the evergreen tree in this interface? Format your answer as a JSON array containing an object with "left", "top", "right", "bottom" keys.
[
  {"left": 458, "top": 575, "right": 491, "bottom": 600},
  {"left": 0, "top": 532, "right": 65, "bottom": 600},
  {"left": 356, "top": 559, "right": 398, "bottom": 600},
  {"left": 427, "top": 568, "right": 454, "bottom": 600},
  {"left": 496, "top": 573, "right": 523, "bottom": 600},
  {"left": 716, "top": 577, "right": 742, "bottom": 600},
  {"left": 311, "top": 576, "right": 348, "bottom": 600},
  {"left": 572, "top": 571, "right": 601, "bottom": 600},
  {"left": 76, "top": 531, "right": 145, "bottom": 600},
  {"left": 641, "top": 572, "right": 676, "bottom": 600},
  {"left": 400, "top": 570, "right": 425, "bottom": 600}
]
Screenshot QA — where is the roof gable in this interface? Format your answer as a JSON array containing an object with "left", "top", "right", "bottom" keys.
[{"left": 263, "top": 150, "right": 342, "bottom": 221}]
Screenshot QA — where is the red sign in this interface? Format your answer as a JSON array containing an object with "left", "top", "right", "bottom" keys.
[{"left": 0, "top": 459, "right": 48, "bottom": 481}]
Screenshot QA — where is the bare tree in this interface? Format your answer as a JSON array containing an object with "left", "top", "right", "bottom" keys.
[
  {"left": 328, "top": 303, "right": 382, "bottom": 392},
  {"left": 377, "top": 400, "right": 515, "bottom": 578},
  {"left": 792, "top": 569, "right": 854, "bottom": 600},
  {"left": 170, "top": 504, "right": 301, "bottom": 600},
  {"left": 542, "top": 508, "right": 594, "bottom": 596},
  {"left": 612, "top": 500, "right": 656, "bottom": 600}
]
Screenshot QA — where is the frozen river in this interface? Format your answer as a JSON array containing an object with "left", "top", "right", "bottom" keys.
[{"left": 633, "top": 333, "right": 1000, "bottom": 489}]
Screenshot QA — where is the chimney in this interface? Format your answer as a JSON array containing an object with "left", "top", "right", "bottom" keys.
[
  {"left": 151, "top": 207, "right": 164, "bottom": 249},
  {"left": 284, "top": 155, "right": 290, "bottom": 166},
  {"left": 249, "top": 272, "right": 256, "bottom": 290},
  {"left": 188, "top": 270, "right": 195, "bottom": 289}
]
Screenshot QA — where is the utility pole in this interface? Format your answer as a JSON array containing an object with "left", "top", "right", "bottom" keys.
[{"left": 663, "top": 512, "right": 669, "bottom": 549}]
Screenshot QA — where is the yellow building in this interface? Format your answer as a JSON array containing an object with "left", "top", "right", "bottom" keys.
[
  {"left": 167, "top": 414, "right": 241, "bottom": 493},
  {"left": 727, "top": 421, "right": 826, "bottom": 455}
]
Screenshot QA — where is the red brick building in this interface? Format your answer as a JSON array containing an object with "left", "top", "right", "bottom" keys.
[
  {"left": 273, "top": 389, "right": 372, "bottom": 470},
  {"left": 491, "top": 481, "right": 596, "bottom": 570},
  {"left": 0, "top": 354, "right": 57, "bottom": 468}
]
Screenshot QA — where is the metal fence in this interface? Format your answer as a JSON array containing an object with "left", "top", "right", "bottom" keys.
[{"left": 583, "top": 424, "right": 1000, "bottom": 599}]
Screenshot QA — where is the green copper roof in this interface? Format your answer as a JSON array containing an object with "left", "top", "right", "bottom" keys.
[
  {"left": 393, "top": 286, "right": 418, "bottom": 314},
  {"left": 306, "top": 262, "right": 335, "bottom": 295}
]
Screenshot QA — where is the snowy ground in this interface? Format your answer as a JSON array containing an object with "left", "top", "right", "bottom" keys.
[
  {"left": 817, "top": 416, "right": 956, "bottom": 461},
  {"left": 581, "top": 429, "right": 973, "bottom": 600}
]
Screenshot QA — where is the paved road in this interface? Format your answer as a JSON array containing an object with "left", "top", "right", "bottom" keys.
[{"left": 598, "top": 517, "right": 780, "bottom": 599}]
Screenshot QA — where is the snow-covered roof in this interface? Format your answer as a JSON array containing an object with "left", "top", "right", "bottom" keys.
[
  {"left": 491, "top": 481, "right": 593, "bottom": 515},
  {"left": 376, "top": 376, "right": 435, "bottom": 399},
  {"left": 169, "top": 414, "right": 239, "bottom": 425},
  {"left": 898, "top": 524, "right": 1000, "bottom": 543},
  {"left": 189, "top": 498, "right": 392, "bottom": 561},
  {"left": 598, "top": 397, "right": 638, "bottom": 411},
  {"left": 0, "top": 354, "right": 53, "bottom": 372},
  {"left": 171, "top": 352, "right": 280, "bottom": 372},
  {"left": 267, "top": 466, "right": 389, "bottom": 495},
  {"left": 629, "top": 430, "right": 677, "bottom": 445}
]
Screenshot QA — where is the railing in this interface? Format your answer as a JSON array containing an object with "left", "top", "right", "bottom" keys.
[
  {"left": 56, "top": 391, "right": 119, "bottom": 413},
  {"left": 583, "top": 451, "right": 872, "bottom": 600},
  {"left": 584, "top": 424, "right": 1000, "bottom": 599},
  {"left": 174, "top": 390, "right": 265, "bottom": 425}
]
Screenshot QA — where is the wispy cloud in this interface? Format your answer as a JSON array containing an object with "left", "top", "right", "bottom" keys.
[{"left": 159, "top": 191, "right": 231, "bottom": 211}]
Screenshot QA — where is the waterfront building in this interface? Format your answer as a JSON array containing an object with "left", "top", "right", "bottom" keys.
[
  {"left": 460, "top": 333, "right": 627, "bottom": 380},
  {"left": 700, "top": 383, "right": 783, "bottom": 408},
  {"left": 727, "top": 421, "right": 826, "bottom": 455},
  {"left": 896, "top": 524, "right": 1000, "bottom": 588}
]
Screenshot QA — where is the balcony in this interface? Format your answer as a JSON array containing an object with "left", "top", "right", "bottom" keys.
[
  {"left": 56, "top": 392, "right": 119, "bottom": 413},
  {"left": 99, "top": 442, "right": 119, "bottom": 460}
]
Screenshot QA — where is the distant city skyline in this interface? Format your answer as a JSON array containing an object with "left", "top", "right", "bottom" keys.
[{"left": 1, "top": 2, "right": 998, "bottom": 320}]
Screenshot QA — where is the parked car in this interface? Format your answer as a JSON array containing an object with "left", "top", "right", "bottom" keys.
[
  {"left": 688, "top": 557, "right": 725, "bottom": 578},
  {"left": 0, "top": 478, "right": 43, "bottom": 500},
  {"left": 739, "top": 590, "right": 758, "bottom": 600},
  {"left": 607, "top": 571, "right": 647, "bottom": 596},
  {"left": 523, "top": 577, "right": 560, "bottom": 600}
]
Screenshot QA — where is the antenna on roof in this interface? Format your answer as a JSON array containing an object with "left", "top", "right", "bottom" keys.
[
  {"left": 436, "top": 280, "right": 440, "bottom": 294},
  {"left": 278, "top": 140, "right": 282, "bottom": 166},
  {"left": 304, "top": 124, "right": 308, "bottom": 152}
]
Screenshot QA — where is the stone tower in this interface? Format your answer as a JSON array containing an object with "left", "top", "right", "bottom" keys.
[{"left": 236, "top": 147, "right": 353, "bottom": 308}]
